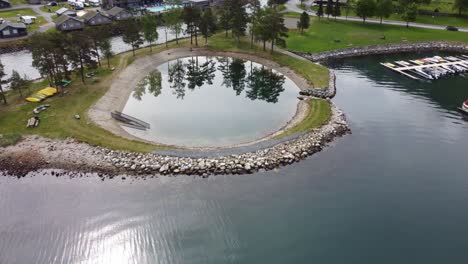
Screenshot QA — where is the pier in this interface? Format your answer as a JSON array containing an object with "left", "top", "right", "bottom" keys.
[
  {"left": 111, "top": 111, "right": 150, "bottom": 130},
  {"left": 381, "top": 55, "right": 468, "bottom": 80}
]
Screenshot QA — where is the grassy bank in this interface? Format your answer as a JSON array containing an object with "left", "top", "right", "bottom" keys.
[
  {"left": 0, "top": 35, "right": 331, "bottom": 152},
  {"left": 0, "top": 133, "right": 22, "bottom": 147},
  {"left": 276, "top": 99, "right": 331, "bottom": 138},
  {"left": 287, "top": 17, "right": 468, "bottom": 53},
  {"left": 207, "top": 34, "right": 330, "bottom": 87}
]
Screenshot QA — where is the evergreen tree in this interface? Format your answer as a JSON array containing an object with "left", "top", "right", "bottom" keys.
[
  {"left": 163, "top": 7, "right": 183, "bottom": 45},
  {"left": 326, "top": 0, "right": 334, "bottom": 18},
  {"left": 356, "top": 0, "right": 376, "bottom": 23},
  {"left": 453, "top": 0, "right": 468, "bottom": 15},
  {"left": 141, "top": 14, "right": 159, "bottom": 52},
  {"left": 249, "top": 0, "right": 262, "bottom": 48},
  {"left": 333, "top": 0, "right": 342, "bottom": 18},
  {"left": 401, "top": 2, "right": 418, "bottom": 27},
  {"left": 121, "top": 20, "right": 143, "bottom": 57},
  {"left": 297, "top": 11, "right": 310, "bottom": 34},
  {"left": 218, "top": 0, "right": 233, "bottom": 37},
  {"left": 99, "top": 39, "right": 113, "bottom": 68},
  {"left": 200, "top": 8, "right": 217, "bottom": 44},
  {"left": 0, "top": 60, "right": 6, "bottom": 105},
  {"left": 375, "top": 0, "right": 393, "bottom": 24},
  {"left": 9, "top": 70, "right": 28, "bottom": 98},
  {"left": 317, "top": 1, "right": 324, "bottom": 20},
  {"left": 230, "top": 0, "right": 249, "bottom": 44}
]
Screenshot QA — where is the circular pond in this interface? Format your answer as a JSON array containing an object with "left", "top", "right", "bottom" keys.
[{"left": 120, "top": 56, "right": 300, "bottom": 147}]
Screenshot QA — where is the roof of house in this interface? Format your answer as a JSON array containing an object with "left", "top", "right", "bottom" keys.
[
  {"left": 106, "top": 7, "right": 126, "bottom": 17},
  {"left": 56, "top": 7, "right": 68, "bottom": 15},
  {"left": 0, "top": 22, "right": 26, "bottom": 31},
  {"left": 54, "top": 15, "right": 83, "bottom": 26},
  {"left": 82, "top": 11, "right": 110, "bottom": 21},
  {"left": 0, "top": 0, "right": 10, "bottom": 4}
]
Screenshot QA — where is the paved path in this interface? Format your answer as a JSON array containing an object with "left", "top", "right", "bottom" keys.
[{"left": 285, "top": 0, "right": 468, "bottom": 32}]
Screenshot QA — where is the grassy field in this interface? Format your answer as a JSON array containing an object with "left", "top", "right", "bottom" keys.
[
  {"left": 0, "top": 133, "right": 22, "bottom": 147},
  {"left": 0, "top": 34, "right": 331, "bottom": 152},
  {"left": 309, "top": 6, "right": 468, "bottom": 28},
  {"left": 275, "top": 99, "right": 331, "bottom": 138},
  {"left": 8, "top": 0, "right": 27, "bottom": 5},
  {"left": 286, "top": 17, "right": 468, "bottom": 53}
]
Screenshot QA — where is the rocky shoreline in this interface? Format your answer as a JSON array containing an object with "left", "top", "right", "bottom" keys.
[{"left": 294, "top": 41, "right": 468, "bottom": 62}]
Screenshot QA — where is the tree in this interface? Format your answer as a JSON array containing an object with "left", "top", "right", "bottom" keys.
[
  {"left": 218, "top": 0, "right": 233, "bottom": 37},
  {"left": 401, "top": 2, "right": 418, "bottom": 27},
  {"left": 68, "top": 31, "right": 97, "bottom": 83},
  {"left": 249, "top": 0, "right": 262, "bottom": 48},
  {"left": 263, "top": 8, "right": 288, "bottom": 53},
  {"left": 141, "top": 14, "right": 159, "bottom": 52},
  {"left": 297, "top": 11, "right": 310, "bottom": 34},
  {"left": 333, "top": 0, "right": 342, "bottom": 18},
  {"left": 326, "top": 0, "right": 334, "bottom": 18},
  {"left": 356, "top": 0, "right": 376, "bottom": 23},
  {"left": 317, "top": 1, "right": 324, "bottom": 19},
  {"left": 99, "top": 39, "right": 113, "bottom": 68},
  {"left": 121, "top": 20, "right": 143, "bottom": 56},
  {"left": 375, "top": 0, "right": 393, "bottom": 24},
  {"left": 9, "top": 70, "right": 29, "bottom": 98},
  {"left": 163, "top": 7, "right": 183, "bottom": 45},
  {"left": 0, "top": 60, "right": 6, "bottom": 105},
  {"left": 453, "top": 0, "right": 468, "bottom": 15},
  {"left": 230, "top": 0, "right": 249, "bottom": 44},
  {"left": 84, "top": 26, "right": 109, "bottom": 67},
  {"left": 200, "top": 8, "right": 217, "bottom": 44},
  {"left": 183, "top": 5, "right": 202, "bottom": 45}
]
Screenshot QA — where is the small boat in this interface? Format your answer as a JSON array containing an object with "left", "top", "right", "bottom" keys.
[
  {"left": 458, "top": 99, "right": 468, "bottom": 115},
  {"left": 33, "top": 104, "right": 51, "bottom": 114}
]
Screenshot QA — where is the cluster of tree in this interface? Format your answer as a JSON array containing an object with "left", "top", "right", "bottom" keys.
[
  {"left": 355, "top": 0, "right": 421, "bottom": 27},
  {"left": 316, "top": 0, "right": 342, "bottom": 20},
  {"left": 453, "top": 0, "right": 468, "bottom": 15},
  {"left": 27, "top": 25, "right": 114, "bottom": 90}
]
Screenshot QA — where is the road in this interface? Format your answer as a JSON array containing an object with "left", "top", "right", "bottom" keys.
[{"left": 284, "top": 0, "right": 468, "bottom": 33}]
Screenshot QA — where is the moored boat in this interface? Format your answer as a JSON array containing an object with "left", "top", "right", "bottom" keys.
[{"left": 458, "top": 99, "right": 468, "bottom": 114}]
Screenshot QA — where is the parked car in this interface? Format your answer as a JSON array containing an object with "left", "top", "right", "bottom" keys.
[
  {"left": 47, "top": 1, "right": 58, "bottom": 6},
  {"left": 446, "top": 26, "right": 459, "bottom": 31},
  {"left": 0, "top": 18, "right": 5, "bottom": 24}
]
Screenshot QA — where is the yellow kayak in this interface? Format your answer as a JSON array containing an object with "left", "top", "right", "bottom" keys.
[{"left": 26, "top": 87, "right": 57, "bottom": 103}]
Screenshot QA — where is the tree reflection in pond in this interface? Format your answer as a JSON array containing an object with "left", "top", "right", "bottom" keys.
[
  {"left": 133, "top": 71, "right": 162, "bottom": 100},
  {"left": 164, "top": 56, "right": 286, "bottom": 103},
  {"left": 247, "top": 66, "right": 285, "bottom": 103}
]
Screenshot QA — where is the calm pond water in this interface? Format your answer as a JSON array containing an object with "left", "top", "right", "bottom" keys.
[
  {"left": 121, "top": 56, "right": 299, "bottom": 147},
  {"left": 1, "top": 53, "right": 468, "bottom": 264}
]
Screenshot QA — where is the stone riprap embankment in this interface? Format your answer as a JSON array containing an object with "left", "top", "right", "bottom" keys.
[
  {"left": 100, "top": 105, "right": 348, "bottom": 176},
  {"left": 295, "top": 42, "right": 468, "bottom": 62},
  {"left": 299, "top": 70, "right": 336, "bottom": 99}
]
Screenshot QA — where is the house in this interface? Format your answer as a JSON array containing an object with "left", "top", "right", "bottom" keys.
[
  {"left": 54, "top": 15, "right": 84, "bottom": 31},
  {"left": 0, "top": 0, "right": 11, "bottom": 9},
  {"left": 184, "top": 0, "right": 210, "bottom": 9},
  {"left": 56, "top": 7, "right": 78, "bottom": 17},
  {"left": 0, "top": 22, "right": 27, "bottom": 38},
  {"left": 106, "top": 7, "right": 132, "bottom": 21},
  {"left": 102, "top": 0, "right": 139, "bottom": 9},
  {"left": 82, "top": 11, "right": 112, "bottom": 26}
]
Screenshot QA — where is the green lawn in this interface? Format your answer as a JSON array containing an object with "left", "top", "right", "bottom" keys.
[
  {"left": 287, "top": 17, "right": 468, "bottom": 53},
  {"left": 8, "top": 0, "right": 27, "bottom": 5},
  {"left": 309, "top": 5, "right": 468, "bottom": 28},
  {"left": 276, "top": 99, "right": 331, "bottom": 138},
  {"left": 0, "top": 133, "right": 22, "bottom": 147}
]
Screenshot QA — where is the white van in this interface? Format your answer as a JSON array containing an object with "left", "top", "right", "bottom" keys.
[
  {"left": 19, "top": 16, "right": 37, "bottom": 25},
  {"left": 89, "top": 0, "right": 100, "bottom": 7}
]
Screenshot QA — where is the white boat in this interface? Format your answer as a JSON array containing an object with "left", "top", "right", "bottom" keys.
[{"left": 458, "top": 100, "right": 468, "bottom": 115}]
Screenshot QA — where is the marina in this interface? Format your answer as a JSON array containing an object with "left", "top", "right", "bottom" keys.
[{"left": 381, "top": 55, "right": 468, "bottom": 80}]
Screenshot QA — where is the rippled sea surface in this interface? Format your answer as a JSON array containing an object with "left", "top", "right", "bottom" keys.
[{"left": 1, "top": 54, "right": 468, "bottom": 264}]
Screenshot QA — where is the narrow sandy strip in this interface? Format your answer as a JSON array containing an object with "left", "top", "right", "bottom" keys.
[{"left": 88, "top": 47, "right": 315, "bottom": 149}]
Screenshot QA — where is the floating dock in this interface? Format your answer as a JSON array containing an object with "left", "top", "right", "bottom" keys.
[
  {"left": 381, "top": 55, "right": 468, "bottom": 80},
  {"left": 111, "top": 111, "right": 150, "bottom": 130}
]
